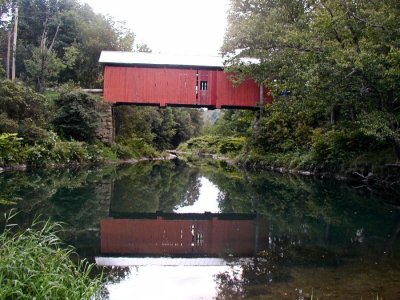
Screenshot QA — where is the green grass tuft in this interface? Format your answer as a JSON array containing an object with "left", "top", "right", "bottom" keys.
[{"left": 0, "top": 211, "right": 103, "bottom": 299}]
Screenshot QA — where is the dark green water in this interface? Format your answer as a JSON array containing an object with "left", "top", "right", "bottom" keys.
[{"left": 1, "top": 160, "right": 399, "bottom": 299}]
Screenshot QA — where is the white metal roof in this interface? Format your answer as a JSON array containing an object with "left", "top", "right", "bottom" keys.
[{"left": 99, "top": 51, "right": 225, "bottom": 68}]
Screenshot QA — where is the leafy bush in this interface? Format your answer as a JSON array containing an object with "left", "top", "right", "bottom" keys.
[
  {"left": 0, "top": 80, "right": 48, "bottom": 124},
  {"left": 179, "top": 135, "right": 246, "bottom": 157},
  {"left": 53, "top": 90, "right": 100, "bottom": 143},
  {"left": 18, "top": 119, "right": 53, "bottom": 145},
  {"left": 219, "top": 137, "right": 246, "bottom": 154},
  {"left": 252, "top": 99, "right": 320, "bottom": 153},
  {"left": 26, "top": 141, "right": 103, "bottom": 167},
  {"left": 306, "top": 122, "right": 395, "bottom": 170},
  {"left": 0, "top": 113, "right": 19, "bottom": 134},
  {"left": 0, "top": 81, "right": 54, "bottom": 147},
  {"left": 91, "top": 143, "right": 118, "bottom": 161},
  {"left": 180, "top": 135, "right": 221, "bottom": 153},
  {"left": 114, "top": 137, "right": 158, "bottom": 159},
  {"left": 0, "top": 213, "right": 102, "bottom": 299},
  {"left": 0, "top": 133, "right": 25, "bottom": 165},
  {"left": 211, "top": 110, "right": 255, "bottom": 137}
]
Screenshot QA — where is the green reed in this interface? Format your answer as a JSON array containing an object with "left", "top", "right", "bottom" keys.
[{"left": 0, "top": 211, "right": 102, "bottom": 300}]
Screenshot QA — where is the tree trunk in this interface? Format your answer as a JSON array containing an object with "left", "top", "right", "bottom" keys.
[
  {"left": 11, "top": 6, "right": 18, "bottom": 82},
  {"left": 6, "top": 30, "right": 11, "bottom": 79}
]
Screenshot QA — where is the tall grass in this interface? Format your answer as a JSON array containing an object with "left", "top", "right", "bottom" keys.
[{"left": 0, "top": 212, "right": 102, "bottom": 299}]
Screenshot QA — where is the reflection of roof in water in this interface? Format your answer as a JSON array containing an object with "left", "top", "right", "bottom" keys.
[{"left": 95, "top": 257, "right": 251, "bottom": 267}]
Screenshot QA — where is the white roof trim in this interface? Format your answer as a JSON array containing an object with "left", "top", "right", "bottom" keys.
[{"left": 99, "top": 51, "right": 225, "bottom": 68}]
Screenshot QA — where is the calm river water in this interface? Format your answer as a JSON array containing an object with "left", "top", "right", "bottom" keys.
[{"left": 1, "top": 159, "right": 400, "bottom": 299}]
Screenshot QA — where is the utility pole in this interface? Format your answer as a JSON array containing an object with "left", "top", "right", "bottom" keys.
[{"left": 11, "top": 6, "right": 19, "bottom": 82}]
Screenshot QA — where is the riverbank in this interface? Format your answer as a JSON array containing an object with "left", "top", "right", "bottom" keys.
[
  {"left": 240, "top": 159, "right": 400, "bottom": 191},
  {"left": 238, "top": 150, "right": 400, "bottom": 191},
  {"left": 0, "top": 131, "right": 169, "bottom": 173},
  {"left": 176, "top": 136, "right": 400, "bottom": 193},
  {"left": 0, "top": 152, "right": 177, "bottom": 174}
]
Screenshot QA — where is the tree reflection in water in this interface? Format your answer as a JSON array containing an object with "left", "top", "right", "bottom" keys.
[
  {"left": 111, "top": 160, "right": 202, "bottom": 214},
  {"left": 215, "top": 234, "right": 342, "bottom": 299},
  {"left": 0, "top": 160, "right": 399, "bottom": 298}
]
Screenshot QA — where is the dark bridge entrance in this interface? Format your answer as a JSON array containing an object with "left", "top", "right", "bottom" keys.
[{"left": 99, "top": 51, "right": 272, "bottom": 109}]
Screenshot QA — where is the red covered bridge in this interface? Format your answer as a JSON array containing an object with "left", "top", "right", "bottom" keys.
[{"left": 99, "top": 51, "right": 272, "bottom": 109}]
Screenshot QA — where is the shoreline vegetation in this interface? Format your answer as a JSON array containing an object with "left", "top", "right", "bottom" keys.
[
  {"left": 0, "top": 149, "right": 177, "bottom": 174},
  {"left": 1, "top": 128, "right": 398, "bottom": 192},
  {"left": 0, "top": 80, "right": 201, "bottom": 173},
  {"left": 205, "top": 0, "right": 400, "bottom": 194},
  {"left": 176, "top": 135, "right": 400, "bottom": 192}
]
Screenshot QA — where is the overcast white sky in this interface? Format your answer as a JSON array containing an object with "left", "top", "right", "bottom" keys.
[{"left": 81, "top": 0, "right": 230, "bottom": 56}]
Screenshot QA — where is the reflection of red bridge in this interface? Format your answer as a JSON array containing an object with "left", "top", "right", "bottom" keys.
[
  {"left": 99, "top": 52, "right": 272, "bottom": 109},
  {"left": 101, "top": 213, "right": 267, "bottom": 257}
]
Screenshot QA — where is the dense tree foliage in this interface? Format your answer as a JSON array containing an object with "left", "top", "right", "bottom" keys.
[
  {"left": 0, "top": 80, "right": 52, "bottom": 144},
  {"left": 0, "top": 1, "right": 204, "bottom": 168},
  {"left": 53, "top": 90, "right": 100, "bottom": 142},
  {"left": 217, "top": 0, "right": 400, "bottom": 170},
  {"left": 114, "top": 106, "right": 203, "bottom": 150},
  {"left": 110, "top": 161, "right": 201, "bottom": 214},
  {"left": 210, "top": 110, "right": 256, "bottom": 137},
  {"left": 0, "top": 0, "right": 134, "bottom": 90}
]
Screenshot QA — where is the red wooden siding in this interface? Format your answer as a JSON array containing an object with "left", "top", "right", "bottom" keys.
[
  {"left": 104, "top": 66, "right": 197, "bottom": 107},
  {"left": 101, "top": 218, "right": 267, "bottom": 256},
  {"left": 216, "top": 73, "right": 271, "bottom": 108},
  {"left": 103, "top": 66, "right": 272, "bottom": 108}
]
